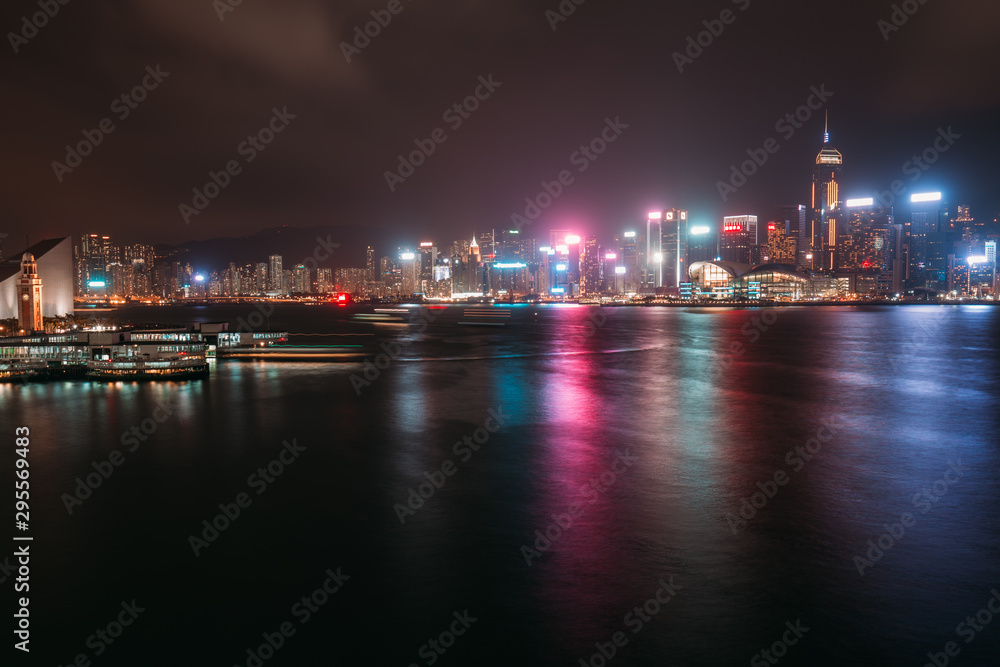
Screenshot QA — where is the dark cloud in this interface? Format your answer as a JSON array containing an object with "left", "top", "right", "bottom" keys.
[{"left": 1, "top": 0, "right": 998, "bottom": 254}]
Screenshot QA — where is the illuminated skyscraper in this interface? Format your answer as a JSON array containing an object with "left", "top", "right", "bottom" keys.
[
  {"left": 810, "top": 114, "right": 843, "bottom": 270},
  {"left": 581, "top": 236, "right": 602, "bottom": 295},
  {"left": 720, "top": 216, "right": 758, "bottom": 265},
  {"left": 268, "top": 255, "right": 283, "bottom": 292},
  {"left": 645, "top": 212, "right": 663, "bottom": 292},
  {"left": 766, "top": 222, "right": 798, "bottom": 264},
  {"left": 418, "top": 242, "right": 437, "bottom": 293},
  {"left": 616, "top": 231, "right": 639, "bottom": 293},
  {"left": 687, "top": 224, "right": 716, "bottom": 265},
  {"left": 662, "top": 209, "right": 689, "bottom": 290},
  {"left": 776, "top": 205, "right": 808, "bottom": 267},
  {"left": 906, "top": 193, "right": 950, "bottom": 290},
  {"left": 294, "top": 264, "right": 311, "bottom": 293}
]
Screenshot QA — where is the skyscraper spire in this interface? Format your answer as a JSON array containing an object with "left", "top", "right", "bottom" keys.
[{"left": 823, "top": 111, "right": 830, "bottom": 144}]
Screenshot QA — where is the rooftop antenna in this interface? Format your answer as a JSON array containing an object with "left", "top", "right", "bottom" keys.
[{"left": 823, "top": 111, "right": 830, "bottom": 144}]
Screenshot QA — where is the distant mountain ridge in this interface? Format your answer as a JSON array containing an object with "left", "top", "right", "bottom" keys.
[{"left": 154, "top": 225, "right": 392, "bottom": 271}]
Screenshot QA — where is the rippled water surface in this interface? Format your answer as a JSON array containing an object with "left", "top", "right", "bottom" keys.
[{"left": 4, "top": 304, "right": 999, "bottom": 666}]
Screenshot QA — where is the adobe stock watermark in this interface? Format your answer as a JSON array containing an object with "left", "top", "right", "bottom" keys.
[
  {"left": 232, "top": 567, "right": 350, "bottom": 667},
  {"left": 750, "top": 620, "right": 810, "bottom": 667},
  {"left": 349, "top": 307, "right": 438, "bottom": 394},
  {"left": 407, "top": 610, "right": 478, "bottom": 667},
  {"left": 213, "top": 0, "right": 245, "bottom": 22},
  {"left": 341, "top": 0, "right": 415, "bottom": 63},
  {"left": 394, "top": 409, "right": 507, "bottom": 524},
  {"left": 921, "top": 587, "right": 1000, "bottom": 667},
  {"left": 576, "top": 578, "right": 682, "bottom": 667},
  {"left": 521, "top": 449, "right": 637, "bottom": 566},
  {"left": 672, "top": 0, "right": 751, "bottom": 73},
  {"left": 509, "top": 116, "right": 628, "bottom": 232},
  {"left": 878, "top": 0, "right": 931, "bottom": 42},
  {"left": 187, "top": 438, "right": 306, "bottom": 557},
  {"left": 61, "top": 402, "right": 174, "bottom": 515},
  {"left": 178, "top": 106, "right": 296, "bottom": 224},
  {"left": 852, "top": 456, "right": 967, "bottom": 576},
  {"left": 51, "top": 65, "right": 170, "bottom": 183},
  {"left": 545, "top": 0, "right": 589, "bottom": 32},
  {"left": 384, "top": 74, "right": 502, "bottom": 192},
  {"left": 717, "top": 84, "right": 834, "bottom": 202},
  {"left": 726, "top": 416, "right": 842, "bottom": 534},
  {"left": 874, "top": 127, "right": 960, "bottom": 209},
  {"left": 7, "top": 0, "right": 72, "bottom": 54},
  {"left": 53, "top": 600, "right": 145, "bottom": 665}
]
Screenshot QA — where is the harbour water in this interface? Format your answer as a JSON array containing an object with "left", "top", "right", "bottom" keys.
[{"left": 4, "top": 304, "right": 999, "bottom": 665}]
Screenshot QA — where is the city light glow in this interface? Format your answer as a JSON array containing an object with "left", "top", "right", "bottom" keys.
[
  {"left": 565, "top": 235, "right": 581, "bottom": 245},
  {"left": 399, "top": 252, "right": 416, "bottom": 260},
  {"left": 555, "top": 264, "right": 567, "bottom": 271},
  {"left": 615, "top": 267, "right": 626, "bottom": 275},
  {"left": 605, "top": 253, "right": 617, "bottom": 260},
  {"left": 624, "top": 231, "right": 636, "bottom": 238},
  {"left": 967, "top": 256, "right": 988, "bottom": 265}
]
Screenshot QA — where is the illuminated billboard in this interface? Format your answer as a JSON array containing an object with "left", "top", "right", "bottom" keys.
[
  {"left": 846, "top": 198, "right": 875, "bottom": 208},
  {"left": 911, "top": 192, "right": 942, "bottom": 203}
]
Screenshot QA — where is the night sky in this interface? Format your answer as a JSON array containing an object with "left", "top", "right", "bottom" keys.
[{"left": 2, "top": 0, "right": 999, "bottom": 250}]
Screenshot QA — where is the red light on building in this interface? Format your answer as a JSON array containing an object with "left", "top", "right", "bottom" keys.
[
  {"left": 768, "top": 223, "right": 776, "bottom": 231},
  {"left": 335, "top": 293, "right": 350, "bottom": 305},
  {"left": 724, "top": 223, "right": 743, "bottom": 233}
]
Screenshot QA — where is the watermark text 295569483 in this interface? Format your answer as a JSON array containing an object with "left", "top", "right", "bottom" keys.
[{"left": 14, "top": 426, "right": 32, "bottom": 653}]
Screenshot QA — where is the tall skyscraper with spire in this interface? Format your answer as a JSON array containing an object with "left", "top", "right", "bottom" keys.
[{"left": 810, "top": 112, "right": 843, "bottom": 270}]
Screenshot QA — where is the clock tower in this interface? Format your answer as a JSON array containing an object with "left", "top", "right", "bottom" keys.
[{"left": 18, "top": 253, "right": 43, "bottom": 332}]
